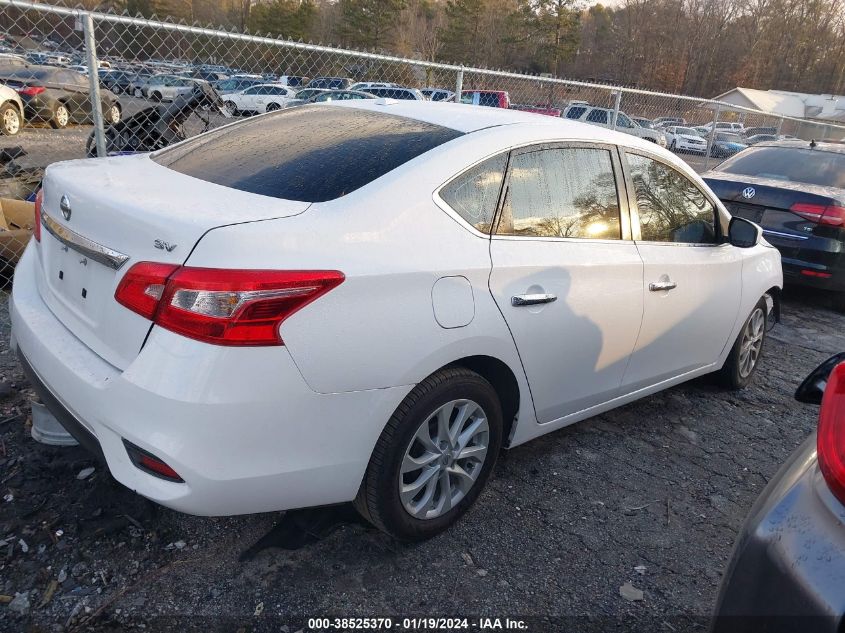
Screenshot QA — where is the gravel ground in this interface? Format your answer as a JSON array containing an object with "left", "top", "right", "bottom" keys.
[{"left": 0, "top": 287, "right": 843, "bottom": 632}]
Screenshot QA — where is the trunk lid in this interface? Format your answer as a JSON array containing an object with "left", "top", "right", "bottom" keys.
[
  {"left": 37, "top": 154, "right": 310, "bottom": 370},
  {"left": 703, "top": 171, "right": 844, "bottom": 259}
]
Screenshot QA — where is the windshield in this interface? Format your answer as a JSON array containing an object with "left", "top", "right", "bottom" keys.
[
  {"left": 716, "top": 133, "right": 743, "bottom": 143},
  {"left": 676, "top": 127, "right": 696, "bottom": 135},
  {"left": 718, "top": 146, "right": 845, "bottom": 188}
]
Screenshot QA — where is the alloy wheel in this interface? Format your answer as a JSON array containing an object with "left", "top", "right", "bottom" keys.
[
  {"left": 399, "top": 399, "right": 489, "bottom": 520},
  {"left": 738, "top": 307, "right": 765, "bottom": 377},
  {"left": 3, "top": 107, "right": 20, "bottom": 134},
  {"left": 55, "top": 105, "right": 69, "bottom": 127}
]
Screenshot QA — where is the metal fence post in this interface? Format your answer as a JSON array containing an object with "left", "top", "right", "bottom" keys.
[
  {"left": 776, "top": 116, "right": 784, "bottom": 136},
  {"left": 82, "top": 12, "right": 106, "bottom": 158},
  {"left": 455, "top": 66, "right": 463, "bottom": 103},
  {"left": 611, "top": 90, "right": 621, "bottom": 131},
  {"left": 704, "top": 103, "right": 721, "bottom": 171}
]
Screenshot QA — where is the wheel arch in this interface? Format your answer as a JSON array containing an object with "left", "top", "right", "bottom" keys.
[{"left": 442, "top": 354, "right": 522, "bottom": 447}]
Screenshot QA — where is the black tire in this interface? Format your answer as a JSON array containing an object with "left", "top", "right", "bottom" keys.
[
  {"left": 266, "top": 102, "right": 281, "bottom": 112},
  {"left": 151, "top": 91, "right": 162, "bottom": 102},
  {"left": 133, "top": 87, "right": 143, "bottom": 98},
  {"left": 224, "top": 100, "right": 237, "bottom": 116},
  {"left": 670, "top": 139, "right": 676, "bottom": 150},
  {"left": 718, "top": 297, "right": 768, "bottom": 389},
  {"left": 0, "top": 102, "right": 21, "bottom": 135},
  {"left": 49, "top": 102, "right": 69, "bottom": 129},
  {"left": 354, "top": 367, "right": 503, "bottom": 541},
  {"left": 104, "top": 102, "right": 121, "bottom": 125}
]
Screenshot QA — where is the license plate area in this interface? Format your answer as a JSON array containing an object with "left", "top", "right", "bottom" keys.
[{"left": 43, "top": 238, "right": 116, "bottom": 323}]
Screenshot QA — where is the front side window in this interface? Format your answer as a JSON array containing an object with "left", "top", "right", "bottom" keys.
[
  {"left": 496, "top": 147, "right": 621, "bottom": 240},
  {"left": 626, "top": 153, "right": 717, "bottom": 244},
  {"left": 616, "top": 113, "right": 634, "bottom": 128},
  {"left": 243, "top": 86, "right": 261, "bottom": 95},
  {"left": 439, "top": 154, "right": 507, "bottom": 233},
  {"left": 586, "top": 109, "right": 608, "bottom": 124}
]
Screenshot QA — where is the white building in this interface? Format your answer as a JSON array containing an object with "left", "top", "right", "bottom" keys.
[{"left": 712, "top": 87, "right": 845, "bottom": 123}]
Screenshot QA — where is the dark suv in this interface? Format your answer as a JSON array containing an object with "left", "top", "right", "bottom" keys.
[{"left": 704, "top": 140, "right": 845, "bottom": 311}]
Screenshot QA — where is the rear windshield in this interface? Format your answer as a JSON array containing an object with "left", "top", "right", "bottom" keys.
[
  {"left": 717, "top": 146, "right": 845, "bottom": 188},
  {"left": 153, "top": 105, "right": 463, "bottom": 202}
]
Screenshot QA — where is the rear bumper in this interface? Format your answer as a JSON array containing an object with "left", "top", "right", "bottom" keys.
[
  {"left": 712, "top": 434, "right": 845, "bottom": 632},
  {"left": 782, "top": 257, "right": 845, "bottom": 292},
  {"left": 10, "top": 243, "right": 410, "bottom": 516}
]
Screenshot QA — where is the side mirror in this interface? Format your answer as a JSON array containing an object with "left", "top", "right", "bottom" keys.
[
  {"left": 728, "top": 216, "right": 761, "bottom": 248},
  {"left": 796, "top": 353, "right": 845, "bottom": 404}
]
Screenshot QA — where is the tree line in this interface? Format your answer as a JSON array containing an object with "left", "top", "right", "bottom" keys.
[{"left": 65, "top": 0, "right": 845, "bottom": 97}]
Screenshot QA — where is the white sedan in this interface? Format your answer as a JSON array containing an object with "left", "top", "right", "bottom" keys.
[
  {"left": 220, "top": 83, "right": 297, "bottom": 115},
  {"left": 12, "top": 101, "right": 782, "bottom": 540},
  {"left": 663, "top": 125, "right": 709, "bottom": 154}
]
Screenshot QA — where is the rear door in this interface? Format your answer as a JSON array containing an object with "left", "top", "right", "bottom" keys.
[
  {"left": 488, "top": 143, "right": 644, "bottom": 423},
  {"left": 620, "top": 151, "right": 742, "bottom": 390}
]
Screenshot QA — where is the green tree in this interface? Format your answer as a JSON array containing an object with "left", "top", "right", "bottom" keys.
[
  {"left": 336, "top": 0, "right": 407, "bottom": 50},
  {"left": 249, "top": 0, "right": 316, "bottom": 40}
]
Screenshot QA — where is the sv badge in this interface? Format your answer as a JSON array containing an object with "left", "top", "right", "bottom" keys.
[{"left": 154, "top": 239, "right": 177, "bottom": 252}]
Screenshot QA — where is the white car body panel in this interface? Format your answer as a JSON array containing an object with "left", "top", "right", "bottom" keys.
[
  {"left": 222, "top": 84, "right": 296, "bottom": 113},
  {"left": 11, "top": 101, "right": 783, "bottom": 516},
  {"left": 0, "top": 83, "right": 24, "bottom": 123}
]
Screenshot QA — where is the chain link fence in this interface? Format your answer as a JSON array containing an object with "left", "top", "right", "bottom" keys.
[{"left": 0, "top": 0, "right": 842, "bottom": 308}]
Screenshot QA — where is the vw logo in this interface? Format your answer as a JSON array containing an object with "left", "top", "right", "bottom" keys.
[
  {"left": 59, "top": 195, "right": 72, "bottom": 221},
  {"left": 741, "top": 187, "right": 756, "bottom": 200}
]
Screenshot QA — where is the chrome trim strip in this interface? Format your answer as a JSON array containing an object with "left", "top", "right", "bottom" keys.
[
  {"left": 41, "top": 213, "right": 130, "bottom": 270},
  {"left": 762, "top": 229, "right": 809, "bottom": 241}
]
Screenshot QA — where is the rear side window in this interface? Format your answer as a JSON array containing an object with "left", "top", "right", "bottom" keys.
[
  {"left": 565, "top": 106, "right": 586, "bottom": 120},
  {"left": 439, "top": 154, "right": 507, "bottom": 233},
  {"left": 626, "top": 154, "right": 717, "bottom": 244},
  {"left": 496, "top": 147, "right": 621, "bottom": 240},
  {"left": 586, "top": 109, "right": 608, "bottom": 124},
  {"left": 154, "top": 105, "right": 463, "bottom": 202}
]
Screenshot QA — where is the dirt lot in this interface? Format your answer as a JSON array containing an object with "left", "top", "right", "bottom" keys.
[{"left": 0, "top": 287, "right": 842, "bottom": 632}]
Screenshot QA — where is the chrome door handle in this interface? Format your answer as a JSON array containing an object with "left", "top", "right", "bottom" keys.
[
  {"left": 649, "top": 281, "right": 677, "bottom": 292},
  {"left": 511, "top": 293, "right": 557, "bottom": 307}
]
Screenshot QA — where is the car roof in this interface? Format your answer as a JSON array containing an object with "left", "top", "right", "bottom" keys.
[{"left": 754, "top": 139, "right": 845, "bottom": 153}]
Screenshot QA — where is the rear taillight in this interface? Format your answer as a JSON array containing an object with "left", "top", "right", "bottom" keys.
[
  {"left": 115, "top": 263, "right": 344, "bottom": 346},
  {"left": 790, "top": 202, "right": 845, "bottom": 227},
  {"left": 818, "top": 362, "right": 845, "bottom": 505},
  {"left": 33, "top": 189, "right": 42, "bottom": 242},
  {"left": 17, "top": 85, "right": 45, "bottom": 96}
]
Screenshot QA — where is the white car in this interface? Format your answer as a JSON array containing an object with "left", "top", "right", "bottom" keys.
[
  {"left": 663, "top": 125, "right": 708, "bottom": 153},
  {"left": 143, "top": 74, "right": 202, "bottom": 101},
  {"left": 221, "top": 83, "right": 297, "bottom": 115},
  {"left": 702, "top": 121, "right": 745, "bottom": 134},
  {"left": 0, "top": 83, "right": 24, "bottom": 135},
  {"left": 563, "top": 105, "right": 667, "bottom": 146},
  {"left": 12, "top": 101, "right": 782, "bottom": 540}
]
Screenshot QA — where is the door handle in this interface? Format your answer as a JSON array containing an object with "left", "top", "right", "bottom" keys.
[
  {"left": 649, "top": 281, "right": 677, "bottom": 292},
  {"left": 511, "top": 293, "right": 557, "bottom": 307}
]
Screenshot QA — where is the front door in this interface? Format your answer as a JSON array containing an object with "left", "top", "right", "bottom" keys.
[{"left": 488, "top": 143, "right": 644, "bottom": 423}]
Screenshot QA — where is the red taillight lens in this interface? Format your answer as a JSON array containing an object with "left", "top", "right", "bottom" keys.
[
  {"left": 114, "top": 261, "right": 179, "bottom": 319},
  {"left": 17, "top": 85, "right": 45, "bottom": 96},
  {"left": 818, "top": 362, "right": 845, "bottom": 505},
  {"left": 115, "top": 263, "right": 344, "bottom": 346},
  {"left": 33, "top": 189, "right": 42, "bottom": 242},
  {"left": 791, "top": 202, "right": 845, "bottom": 227}
]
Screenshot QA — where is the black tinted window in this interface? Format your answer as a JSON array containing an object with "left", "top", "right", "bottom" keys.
[
  {"left": 718, "top": 147, "right": 845, "bottom": 188},
  {"left": 440, "top": 154, "right": 507, "bottom": 232},
  {"left": 627, "top": 154, "right": 716, "bottom": 244},
  {"left": 565, "top": 106, "right": 586, "bottom": 120},
  {"left": 154, "top": 105, "right": 463, "bottom": 202},
  {"left": 586, "top": 109, "right": 608, "bottom": 124},
  {"left": 497, "top": 147, "right": 621, "bottom": 239}
]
